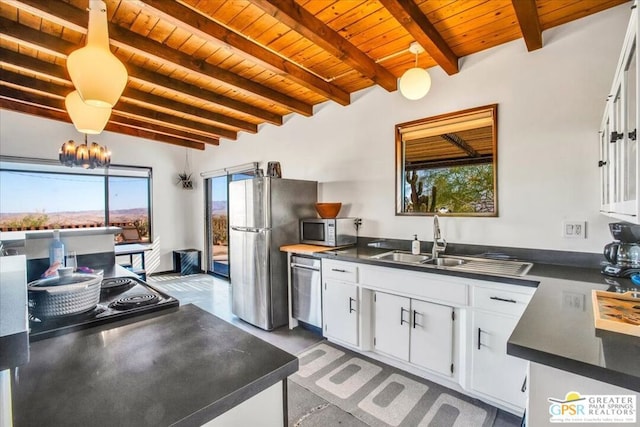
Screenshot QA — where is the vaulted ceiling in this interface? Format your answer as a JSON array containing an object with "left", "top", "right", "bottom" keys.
[{"left": 0, "top": 0, "right": 627, "bottom": 150}]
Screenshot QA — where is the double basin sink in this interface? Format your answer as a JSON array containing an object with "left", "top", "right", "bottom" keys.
[{"left": 369, "top": 250, "right": 533, "bottom": 277}]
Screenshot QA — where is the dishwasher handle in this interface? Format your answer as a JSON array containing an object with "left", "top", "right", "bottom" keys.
[{"left": 291, "top": 263, "right": 320, "bottom": 271}]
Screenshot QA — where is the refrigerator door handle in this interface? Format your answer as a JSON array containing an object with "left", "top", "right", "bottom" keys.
[{"left": 231, "top": 226, "right": 262, "bottom": 233}]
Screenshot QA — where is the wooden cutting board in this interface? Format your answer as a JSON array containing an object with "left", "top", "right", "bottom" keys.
[
  {"left": 592, "top": 290, "right": 640, "bottom": 337},
  {"left": 279, "top": 244, "right": 337, "bottom": 254}
]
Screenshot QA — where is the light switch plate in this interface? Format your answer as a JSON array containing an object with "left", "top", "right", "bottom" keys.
[
  {"left": 562, "top": 221, "right": 586, "bottom": 239},
  {"left": 562, "top": 291, "right": 585, "bottom": 311}
]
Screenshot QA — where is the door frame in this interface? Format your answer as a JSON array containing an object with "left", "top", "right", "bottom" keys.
[{"left": 203, "top": 162, "right": 258, "bottom": 279}]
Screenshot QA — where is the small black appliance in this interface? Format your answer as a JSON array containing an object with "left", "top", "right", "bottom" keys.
[{"left": 601, "top": 223, "right": 640, "bottom": 277}]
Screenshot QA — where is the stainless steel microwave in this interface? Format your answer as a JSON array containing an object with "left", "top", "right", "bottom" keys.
[{"left": 300, "top": 218, "right": 357, "bottom": 247}]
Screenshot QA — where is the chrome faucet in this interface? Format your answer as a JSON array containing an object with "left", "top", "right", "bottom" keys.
[{"left": 432, "top": 215, "right": 447, "bottom": 259}]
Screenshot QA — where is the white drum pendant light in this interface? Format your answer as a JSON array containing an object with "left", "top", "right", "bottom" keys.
[
  {"left": 399, "top": 43, "right": 431, "bottom": 101},
  {"left": 66, "top": 0, "right": 127, "bottom": 108},
  {"left": 65, "top": 90, "right": 112, "bottom": 134}
]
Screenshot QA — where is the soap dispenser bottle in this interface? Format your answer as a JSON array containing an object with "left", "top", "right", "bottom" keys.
[
  {"left": 412, "top": 234, "right": 420, "bottom": 255},
  {"left": 49, "top": 229, "right": 65, "bottom": 266}
]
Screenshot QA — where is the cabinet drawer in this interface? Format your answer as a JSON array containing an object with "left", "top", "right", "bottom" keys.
[
  {"left": 322, "top": 260, "right": 358, "bottom": 283},
  {"left": 472, "top": 286, "right": 533, "bottom": 317},
  {"left": 359, "top": 265, "right": 467, "bottom": 306}
]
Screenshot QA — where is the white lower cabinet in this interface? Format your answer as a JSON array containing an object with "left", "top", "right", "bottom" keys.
[
  {"left": 323, "top": 278, "right": 359, "bottom": 346},
  {"left": 373, "top": 291, "right": 453, "bottom": 376},
  {"left": 469, "top": 283, "right": 534, "bottom": 412}
]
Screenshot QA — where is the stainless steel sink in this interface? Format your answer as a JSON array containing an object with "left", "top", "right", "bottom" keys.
[
  {"left": 427, "top": 257, "right": 466, "bottom": 266},
  {"left": 369, "top": 251, "right": 533, "bottom": 276},
  {"left": 369, "top": 250, "right": 431, "bottom": 264}
]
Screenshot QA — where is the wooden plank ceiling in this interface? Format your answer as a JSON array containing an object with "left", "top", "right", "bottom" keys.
[{"left": 0, "top": 0, "right": 627, "bottom": 150}]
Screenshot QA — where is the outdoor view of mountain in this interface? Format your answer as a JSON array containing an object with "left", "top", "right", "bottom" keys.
[
  {"left": 0, "top": 208, "right": 148, "bottom": 231},
  {"left": 211, "top": 201, "right": 227, "bottom": 215}
]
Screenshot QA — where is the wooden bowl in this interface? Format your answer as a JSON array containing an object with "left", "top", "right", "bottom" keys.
[{"left": 315, "top": 203, "right": 342, "bottom": 218}]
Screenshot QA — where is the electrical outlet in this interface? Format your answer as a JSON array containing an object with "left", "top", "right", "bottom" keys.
[
  {"left": 562, "top": 291, "right": 585, "bottom": 311},
  {"left": 562, "top": 221, "right": 587, "bottom": 239}
]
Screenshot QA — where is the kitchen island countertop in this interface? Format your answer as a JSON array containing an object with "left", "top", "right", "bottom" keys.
[{"left": 11, "top": 304, "right": 298, "bottom": 427}]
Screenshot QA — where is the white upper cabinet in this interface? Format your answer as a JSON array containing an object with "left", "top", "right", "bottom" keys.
[{"left": 600, "top": 3, "right": 639, "bottom": 223}]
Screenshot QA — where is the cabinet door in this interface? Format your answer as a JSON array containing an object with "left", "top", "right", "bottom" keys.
[
  {"left": 323, "top": 279, "right": 358, "bottom": 346},
  {"left": 471, "top": 311, "right": 527, "bottom": 409},
  {"left": 410, "top": 299, "right": 453, "bottom": 376},
  {"left": 600, "top": 110, "right": 612, "bottom": 210},
  {"left": 373, "top": 292, "right": 410, "bottom": 361},
  {"left": 622, "top": 35, "right": 638, "bottom": 215}
]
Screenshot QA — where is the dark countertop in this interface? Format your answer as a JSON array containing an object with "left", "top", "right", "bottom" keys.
[
  {"left": 11, "top": 304, "right": 298, "bottom": 427},
  {"left": 508, "top": 277, "right": 640, "bottom": 392},
  {"left": 309, "top": 244, "right": 640, "bottom": 391}
]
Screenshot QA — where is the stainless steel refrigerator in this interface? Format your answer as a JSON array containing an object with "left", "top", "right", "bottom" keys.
[{"left": 229, "top": 177, "right": 317, "bottom": 330}]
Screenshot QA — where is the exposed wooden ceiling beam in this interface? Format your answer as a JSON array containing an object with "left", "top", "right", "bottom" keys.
[
  {"left": 0, "top": 81, "right": 218, "bottom": 146},
  {"left": 120, "top": 88, "right": 255, "bottom": 134},
  {"left": 0, "top": 18, "right": 280, "bottom": 126},
  {"left": 0, "top": 71, "right": 232, "bottom": 142},
  {"left": 511, "top": 0, "right": 543, "bottom": 51},
  {"left": 138, "top": 0, "right": 350, "bottom": 106},
  {"left": 249, "top": 0, "right": 397, "bottom": 92},
  {"left": 5, "top": 0, "right": 313, "bottom": 116},
  {"left": 126, "top": 65, "right": 282, "bottom": 125},
  {"left": 0, "top": 48, "right": 238, "bottom": 139},
  {"left": 0, "top": 96, "right": 208, "bottom": 150},
  {"left": 379, "top": 0, "right": 459, "bottom": 75},
  {"left": 0, "top": 68, "right": 222, "bottom": 143}
]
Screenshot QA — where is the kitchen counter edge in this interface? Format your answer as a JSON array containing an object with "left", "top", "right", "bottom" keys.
[{"left": 12, "top": 304, "right": 299, "bottom": 427}]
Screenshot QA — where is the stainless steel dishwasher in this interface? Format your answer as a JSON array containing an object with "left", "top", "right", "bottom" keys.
[{"left": 291, "top": 254, "right": 322, "bottom": 328}]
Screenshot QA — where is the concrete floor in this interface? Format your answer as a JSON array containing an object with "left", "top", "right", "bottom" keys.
[{"left": 148, "top": 273, "right": 522, "bottom": 427}]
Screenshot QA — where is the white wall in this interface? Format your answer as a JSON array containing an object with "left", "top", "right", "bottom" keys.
[
  {"left": 192, "top": 4, "right": 631, "bottom": 255},
  {"left": 0, "top": 113, "right": 196, "bottom": 272},
  {"left": 0, "top": 4, "right": 632, "bottom": 271}
]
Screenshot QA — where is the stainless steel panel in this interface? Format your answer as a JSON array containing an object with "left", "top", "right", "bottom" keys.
[
  {"left": 229, "top": 178, "right": 318, "bottom": 330},
  {"left": 229, "top": 179, "right": 269, "bottom": 229},
  {"left": 230, "top": 228, "right": 272, "bottom": 329},
  {"left": 247, "top": 178, "right": 269, "bottom": 229},
  {"left": 291, "top": 255, "right": 321, "bottom": 328},
  {"left": 228, "top": 180, "right": 247, "bottom": 228},
  {"left": 267, "top": 179, "right": 317, "bottom": 328}
]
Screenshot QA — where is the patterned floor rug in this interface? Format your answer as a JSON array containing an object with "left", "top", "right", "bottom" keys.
[{"left": 291, "top": 341, "right": 497, "bottom": 427}]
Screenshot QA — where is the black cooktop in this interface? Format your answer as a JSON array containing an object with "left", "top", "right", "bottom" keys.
[{"left": 29, "top": 276, "right": 179, "bottom": 341}]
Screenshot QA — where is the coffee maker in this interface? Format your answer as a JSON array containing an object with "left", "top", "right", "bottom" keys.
[{"left": 601, "top": 222, "right": 640, "bottom": 277}]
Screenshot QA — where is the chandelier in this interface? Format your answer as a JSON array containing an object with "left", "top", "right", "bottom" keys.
[{"left": 59, "top": 135, "right": 111, "bottom": 169}]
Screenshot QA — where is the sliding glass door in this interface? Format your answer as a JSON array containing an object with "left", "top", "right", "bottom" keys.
[
  {"left": 206, "top": 176, "right": 229, "bottom": 277},
  {"left": 205, "top": 169, "right": 255, "bottom": 278}
]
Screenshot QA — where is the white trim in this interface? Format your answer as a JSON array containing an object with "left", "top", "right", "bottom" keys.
[
  {"left": 0, "top": 156, "right": 151, "bottom": 178},
  {"left": 200, "top": 162, "right": 257, "bottom": 178}
]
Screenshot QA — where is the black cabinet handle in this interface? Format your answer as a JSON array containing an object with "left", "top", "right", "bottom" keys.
[
  {"left": 332, "top": 268, "right": 347, "bottom": 273},
  {"left": 490, "top": 296, "right": 517, "bottom": 304},
  {"left": 400, "top": 307, "right": 409, "bottom": 325},
  {"left": 521, "top": 376, "right": 527, "bottom": 393},
  {"left": 610, "top": 131, "right": 624, "bottom": 143},
  {"left": 412, "top": 310, "right": 420, "bottom": 329},
  {"left": 477, "top": 327, "right": 482, "bottom": 350},
  {"left": 629, "top": 129, "right": 637, "bottom": 141},
  {"left": 348, "top": 297, "right": 356, "bottom": 313},
  {"left": 598, "top": 160, "right": 607, "bottom": 167}
]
